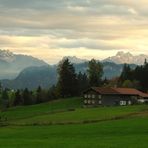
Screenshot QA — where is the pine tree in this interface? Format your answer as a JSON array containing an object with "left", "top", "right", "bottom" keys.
[
  {"left": 87, "top": 59, "right": 103, "bottom": 87},
  {"left": 57, "top": 58, "right": 78, "bottom": 97},
  {"left": 119, "top": 64, "right": 133, "bottom": 86},
  {"left": 1, "top": 89, "right": 9, "bottom": 110},
  {"left": 47, "top": 85, "right": 58, "bottom": 100},
  {"left": 0, "top": 82, "right": 2, "bottom": 94},
  {"left": 36, "top": 86, "right": 43, "bottom": 104},
  {"left": 22, "top": 88, "right": 32, "bottom": 105},
  {"left": 14, "top": 89, "right": 23, "bottom": 106},
  {"left": 77, "top": 72, "right": 89, "bottom": 94}
]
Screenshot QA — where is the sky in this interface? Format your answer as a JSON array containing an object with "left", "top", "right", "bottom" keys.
[{"left": 0, "top": 0, "right": 148, "bottom": 64}]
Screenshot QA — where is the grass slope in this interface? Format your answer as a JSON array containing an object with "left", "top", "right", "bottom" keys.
[
  {"left": 11, "top": 105, "right": 148, "bottom": 125},
  {"left": 0, "top": 97, "right": 148, "bottom": 147},
  {"left": 0, "top": 97, "right": 83, "bottom": 121},
  {"left": 0, "top": 117, "right": 148, "bottom": 148}
]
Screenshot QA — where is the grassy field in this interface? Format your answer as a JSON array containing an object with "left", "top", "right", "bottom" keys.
[
  {"left": 10, "top": 104, "right": 148, "bottom": 125},
  {"left": 0, "top": 117, "right": 148, "bottom": 148},
  {"left": 0, "top": 97, "right": 148, "bottom": 147},
  {"left": 0, "top": 97, "right": 83, "bottom": 121}
]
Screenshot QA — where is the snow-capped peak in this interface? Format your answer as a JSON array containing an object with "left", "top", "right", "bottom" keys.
[
  {"left": 63, "top": 56, "right": 87, "bottom": 64},
  {"left": 103, "top": 51, "right": 148, "bottom": 65},
  {"left": 0, "top": 49, "right": 15, "bottom": 62}
]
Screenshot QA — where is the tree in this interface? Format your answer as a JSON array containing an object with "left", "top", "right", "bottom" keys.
[
  {"left": 140, "top": 62, "right": 148, "bottom": 91},
  {"left": 36, "top": 86, "right": 48, "bottom": 103},
  {"left": 47, "top": 85, "right": 58, "bottom": 100},
  {"left": 119, "top": 64, "right": 133, "bottom": 85},
  {"left": 77, "top": 72, "right": 89, "bottom": 95},
  {"left": 87, "top": 59, "right": 103, "bottom": 87},
  {"left": 102, "top": 77, "right": 109, "bottom": 87},
  {"left": 36, "top": 86, "right": 43, "bottom": 104},
  {"left": 22, "top": 88, "right": 32, "bottom": 105},
  {"left": 0, "top": 82, "right": 2, "bottom": 94},
  {"left": 0, "top": 89, "right": 9, "bottom": 110},
  {"left": 118, "top": 61, "right": 148, "bottom": 91},
  {"left": 14, "top": 89, "right": 23, "bottom": 106},
  {"left": 122, "top": 80, "right": 133, "bottom": 88},
  {"left": 107, "top": 77, "right": 119, "bottom": 87},
  {"left": 57, "top": 58, "right": 78, "bottom": 97},
  {"left": 8, "top": 90, "right": 16, "bottom": 107}
]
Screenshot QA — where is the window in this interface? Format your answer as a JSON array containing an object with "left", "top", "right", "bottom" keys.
[
  {"left": 88, "top": 94, "right": 91, "bottom": 98},
  {"left": 99, "top": 100, "right": 102, "bottom": 104},
  {"left": 128, "top": 100, "right": 131, "bottom": 105},
  {"left": 98, "top": 95, "right": 102, "bottom": 99},
  {"left": 84, "top": 94, "right": 87, "bottom": 98},
  {"left": 138, "top": 99, "right": 145, "bottom": 103},
  {"left": 92, "top": 100, "right": 95, "bottom": 104},
  {"left": 88, "top": 100, "right": 91, "bottom": 104},
  {"left": 84, "top": 100, "right": 87, "bottom": 104},
  {"left": 120, "top": 101, "right": 126, "bottom": 106},
  {"left": 92, "top": 94, "right": 95, "bottom": 99}
]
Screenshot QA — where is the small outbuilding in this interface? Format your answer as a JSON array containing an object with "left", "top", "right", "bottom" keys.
[{"left": 83, "top": 87, "right": 148, "bottom": 106}]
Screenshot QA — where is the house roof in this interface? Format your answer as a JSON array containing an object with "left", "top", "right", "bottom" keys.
[
  {"left": 92, "top": 87, "right": 119, "bottom": 95},
  {"left": 84, "top": 87, "right": 148, "bottom": 98},
  {"left": 112, "top": 88, "right": 140, "bottom": 95},
  {"left": 138, "top": 92, "right": 148, "bottom": 98},
  {"left": 113, "top": 88, "right": 148, "bottom": 98}
]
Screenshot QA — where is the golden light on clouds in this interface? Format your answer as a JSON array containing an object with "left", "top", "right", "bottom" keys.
[{"left": 0, "top": 0, "right": 148, "bottom": 63}]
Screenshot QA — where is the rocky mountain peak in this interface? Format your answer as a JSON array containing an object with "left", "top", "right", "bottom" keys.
[
  {"left": 63, "top": 56, "right": 87, "bottom": 64},
  {"left": 0, "top": 49, "right": 15, "bottom": 62},
  {"left": 103, "top": 51, "right": 148, "bottom": 65}
]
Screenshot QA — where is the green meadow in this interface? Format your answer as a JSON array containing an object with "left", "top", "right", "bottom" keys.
[{"left": 0, "top": 97, "right": 148, "bottom": 148}]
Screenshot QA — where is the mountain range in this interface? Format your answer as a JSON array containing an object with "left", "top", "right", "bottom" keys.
[
  {"left": 64, "top": 51, "right": 148, "bottom": 65},
  {"left": 0, "top": 49, "right": 47, "bottom": 79},
  {"left": 63, "top": 56, "right": 87, "bottom": 64},
  {"left": 0, "top": 49, "right": 145, "bottom": 90},
  {"left": 1, "top": 66, "right": 57, "bottom": 90},
  {"left": 1, "top": 61, "right": 136, "bottom": 90},
  {"left": 103, "top": 51, "right": 148, "bottom": 65}
]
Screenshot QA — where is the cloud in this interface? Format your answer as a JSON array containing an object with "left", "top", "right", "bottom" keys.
[{"left": 0, "top": 0, "right": 148, "bottom": 63}]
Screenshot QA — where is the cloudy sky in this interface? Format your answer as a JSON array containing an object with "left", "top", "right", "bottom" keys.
[{"left": 0, "top": 0, "right": 148, "bottom": 64}]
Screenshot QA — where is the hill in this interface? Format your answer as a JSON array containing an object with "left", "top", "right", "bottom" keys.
[
  {"left": 1, "top": 62, "right": 137, "bottom": 90},
  {"left": 0, "top": 97, "right": 83, "bottom": 121},
  {"left": 1, "top": 65, "right": 57, "bottom": 89},
  {"left": 0, "top": 49, "right": 48, "bottom": 79},
  {"left": 0, "top": 97, "right": 147, "bottom": 125},
  {"left": 0, "top": 98, "right": 148, "bottom": 147}
]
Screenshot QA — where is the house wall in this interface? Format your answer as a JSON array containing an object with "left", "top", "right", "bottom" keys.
[
  {"left": 101, "top": 95, "right": 120, "bottom": 106},
  {"left": 83, "top": 90, "right": 138, "bottom": 106},
  {"left": 101, "top": 95, "right": 137, "bottom": 106},
  {"left": 83, "top": 90, "right": 102, "bottom": 105}
]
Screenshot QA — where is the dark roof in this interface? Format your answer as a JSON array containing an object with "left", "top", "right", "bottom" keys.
[{"left": 84, "top": 87, "right": 148, "bottom": 98}]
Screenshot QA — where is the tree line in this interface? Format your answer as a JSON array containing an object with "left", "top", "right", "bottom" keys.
[
  {"left": 0, "top": 58, "right": 104, "bottom": 110},
  {"left": 1, "top": 57, "right": 148, "bottom": 110},
  {"left": 117, "top": 60, "right": 148, "bottom": 92}
]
